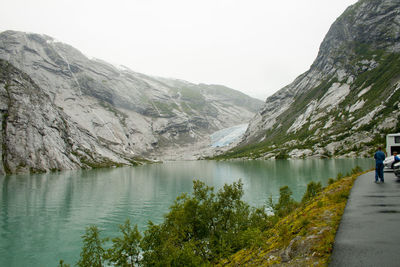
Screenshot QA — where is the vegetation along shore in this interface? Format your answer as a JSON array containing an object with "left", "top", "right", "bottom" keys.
[{"left": 59, "top": 166, "right": 366, "bottom": 267}]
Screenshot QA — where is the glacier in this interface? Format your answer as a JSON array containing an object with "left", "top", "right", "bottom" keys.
[{"left": 211, "top": 124, "right": 249, "bottom": 147}]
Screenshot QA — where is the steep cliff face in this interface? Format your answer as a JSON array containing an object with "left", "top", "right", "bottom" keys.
[
  {"left": 229, "top": 0, "right": 400, "bottom": 159},
  {"left": 0, "top": 59, "right": 144, "bottom": 175},
  {"left": 0, "top": 31, "right": 263, "bottom": 173}
]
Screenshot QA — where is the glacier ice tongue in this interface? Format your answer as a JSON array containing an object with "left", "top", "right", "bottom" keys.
[{"left": 211, "top": 124, "right": 248, "bottom": 147}]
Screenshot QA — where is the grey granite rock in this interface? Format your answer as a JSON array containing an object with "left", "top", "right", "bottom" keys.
[
  {"left": 0, "top": 31, "right": 263, "bottom": 173},
  {"left": 238, "top": 0, "right": 400, "bottom": 158},
  {"left": 0, "top": 59, "right": 135, "bottom": 174}
]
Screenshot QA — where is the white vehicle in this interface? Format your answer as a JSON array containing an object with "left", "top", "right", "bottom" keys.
[
  {"left": 384, "top": 133, "right": 400, "bottom": 170},
  {"left": 394, "top": 162, "right": 400, "bottom": 178},
  {"left": 384, "top": 156, "right": 396, "bottom": 170}
]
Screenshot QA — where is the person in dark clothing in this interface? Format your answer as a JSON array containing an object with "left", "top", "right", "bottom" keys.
[
  {"left": 374, "top": 147, "right": 386, "bottom": 183},
  {"left": 391, "top": 151, "right": 400, "bottom": 169}
]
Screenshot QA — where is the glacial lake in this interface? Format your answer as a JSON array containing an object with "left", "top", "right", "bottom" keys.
[{"left": 0, "top": 159, "right": 373, "bottom": 266}]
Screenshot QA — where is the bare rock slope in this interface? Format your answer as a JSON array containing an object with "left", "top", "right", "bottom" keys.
[
  {"left": 0, "top": 31, "right": 263, "bottom": 174},
  {"left": 0, "top": 59, "right": 137, "bottom": 175},
  {"left": 228, "top": 0, "right": 400, "bottom": 159}
]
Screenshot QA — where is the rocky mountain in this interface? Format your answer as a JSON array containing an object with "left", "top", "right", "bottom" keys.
[
  {"left": 0, "top": 59, "right": 139, "bottom": 175},
  {"left": 222, "top": 0, "right": 400, "bottom": 159},
  {"left": 0, "top": 30, "right": 263, "bottom": 174}
]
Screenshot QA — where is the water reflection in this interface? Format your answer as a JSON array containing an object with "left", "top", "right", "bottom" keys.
[{"left": 0, "top": 159, "right": 373, "bottom": 266}]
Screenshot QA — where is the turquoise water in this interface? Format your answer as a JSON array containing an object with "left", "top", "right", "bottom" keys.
[{"left": 0, "top": 159, "right": 373, "bottom": 266}]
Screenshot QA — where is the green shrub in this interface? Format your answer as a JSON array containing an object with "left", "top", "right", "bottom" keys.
[
  {"left": 301, "top": 181, "right": 322, "bottom": 204},
  {"left": 72, "top": 177, "right": 358, "bottom": 266},
  {"left": 275, "top": 151, "right": 289, "bottom": 160},
  {"left": 269, "top": 186, "right": 297, "bottom": 218},
  {"left": 77, "top": 226, "right": 107, "bottom": 267},
  {"left": 140, "top": 180, "right": 268, "bottom": 265},
  {"left": 351, "top": 165, "right": 363, "bottom": 175},
  {"left": 105, "top": 219, "right": 141, "bottom": 267},
  {"left": 58, "top": 260, "right": 70, "bottom": 267}
]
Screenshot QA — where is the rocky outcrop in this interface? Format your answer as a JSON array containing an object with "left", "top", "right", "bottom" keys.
[
  {"left": 233, "top": 0, "right": 400, "bottom": 159},
  {"left": 0, "top": 31, "right": 263, "bottom": 173},
  {"left": 0, "top": 59, "right": 140, "bottom": 175}
]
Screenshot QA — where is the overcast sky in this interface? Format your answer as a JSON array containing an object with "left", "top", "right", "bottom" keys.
[{"left": 0, "top": 0, "right": 358, "bottom": 100}]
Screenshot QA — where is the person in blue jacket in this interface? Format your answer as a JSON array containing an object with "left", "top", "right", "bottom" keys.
[{"left": 374, "top": 147, "right": 386, "bottom": 183}]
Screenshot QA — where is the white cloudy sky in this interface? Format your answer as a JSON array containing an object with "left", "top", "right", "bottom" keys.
[{"left": 0, "top": 0, "right": 358, "bottom": 100}]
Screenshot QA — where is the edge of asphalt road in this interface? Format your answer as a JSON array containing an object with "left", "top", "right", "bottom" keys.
[{"left": 330, "top": 171, "right": 400, "bottom": 267}]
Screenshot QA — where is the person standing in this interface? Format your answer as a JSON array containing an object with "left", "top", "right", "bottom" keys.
[{"left": 374, "top": 146, "right": 386, "bottom": 183}]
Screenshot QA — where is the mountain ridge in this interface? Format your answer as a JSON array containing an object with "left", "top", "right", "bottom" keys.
[{"left": 219, "top": 0, "right": 400, "bottom": 159}]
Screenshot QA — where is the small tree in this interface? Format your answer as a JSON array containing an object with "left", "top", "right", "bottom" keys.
[
  {"left": 328, "top": 178, "right": 336, "bottom": 185},
  {"left": 77, "top": 225, "right": 106, "bottom": 267},
  {"left": 351, "top": 165, "right": 363, "bottom": 175},
  {"left": 140, "top": 179, "right": 256, "bottom": 265},
  {"left": 301, "top": 181, "right": 322, "bottom": 204},
  {"left": 106, "top": 219, "right": 142, "bottom": 267},
  {"left": 58, "top": 260, "right": 70, "bottom": 267},
  {"left": 269, "top": 186, "right": 297, "bottom": 218}
]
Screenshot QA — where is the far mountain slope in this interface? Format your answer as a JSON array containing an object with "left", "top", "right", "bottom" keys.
[
  {"left": 0, "top": 31, "right": 263, "bottom": 174},
  {"left": 220, "top": 0, "right": 400, "bottom": 159}
]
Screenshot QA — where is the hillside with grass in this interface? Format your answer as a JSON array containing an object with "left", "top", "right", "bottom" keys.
[{"left": 217, "top": 0, "right": 400, "bottom": 160}]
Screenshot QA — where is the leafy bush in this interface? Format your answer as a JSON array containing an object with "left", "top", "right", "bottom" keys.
[
  {"left": 301, "top": 181, "right": 322, "bottom": 204},
  {"left": 336, "top": 172, "right": 344, "bottom": 180},
  {"left": 275, "top": 151, "right": 289, "bottom": 160},
  {"left": 351, "top": 165, "right": 363, "bottom": 175},
  {"left": 70, "top": 168, "right": 365, "bottom": 266},
  {"left": 77, "top": 226, "right": 107, "bottom": 267},
  {"left": 58, "top": 260, "right": 70, "bottom": 267},
  {"left": 269, "top": 186, "right": 297, "bottom": 218},
  {"left": 105, "top": 219, "right": 141, "bottom": 267},
  {"left": 140, "top": 180, "right": 265, "bottom": 265},
  {"left": 328, "top": 178, "right": 336, "bottom": 185}
]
